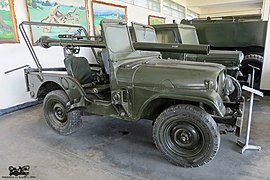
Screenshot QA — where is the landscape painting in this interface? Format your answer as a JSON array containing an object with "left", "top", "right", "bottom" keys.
[
  {"left": 26, "top": 0, "right": 89, "bottom": 44},
  {"left": 0, "top": 0, "right": 19, "bottom": 43},
  {"left": 92, "top": 1, "right": 126, "bottom": 36},
  {"left": 148, "top": 15, "right": 165, "bottom": 25}
]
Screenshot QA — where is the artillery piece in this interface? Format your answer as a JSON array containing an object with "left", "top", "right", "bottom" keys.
[{"left": 38, "top": 34, "right": 210, "bottom": 55}]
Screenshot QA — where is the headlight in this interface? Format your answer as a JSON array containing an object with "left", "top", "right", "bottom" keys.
[
  {"left": 217, "top": 71, "right": 226, "bottom": 95},
  {"left": 224, "top": 76, "right": 235, "bottom": 95},
  {"left": 218, "top": 72, "right": 226, "bottom": 84},
  {"left": 239, "top": 52, "right": 244, "bottom": 63}
]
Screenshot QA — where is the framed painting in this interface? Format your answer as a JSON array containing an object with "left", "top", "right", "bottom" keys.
[
  {"left": 26, "top": 0, "right": 89, "bottom": 44},
  {"left": 148, "top": 15, "right": 166, "bottom": 25},
  {"left": 91, "top": 1, "right": 127, "bottom": 36},
  {"left": 0, "top": 0, "right": 19, "bottom": 43}
]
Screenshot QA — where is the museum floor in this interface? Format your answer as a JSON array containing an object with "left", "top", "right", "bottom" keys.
[{"left": 0, "top": 96, "right": 269, "bottom": 179}]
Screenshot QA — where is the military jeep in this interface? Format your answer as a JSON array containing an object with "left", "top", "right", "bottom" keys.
[
  {"left": 18, "top": 20, "right": 244, "bottom": 168},
  {"left": 129, "top": 22, "right": 243, "bottom": 101}
]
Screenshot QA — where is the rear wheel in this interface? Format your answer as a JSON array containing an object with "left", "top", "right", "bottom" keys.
[
  {"left": 43, "top": 90, "right": 82, "bottom": 135},
  {"left": 153, "top": 104, "right": 220, "bottom": 167},
  {"left": 240, "top": 54, "right": 263, "bottom": 88}
]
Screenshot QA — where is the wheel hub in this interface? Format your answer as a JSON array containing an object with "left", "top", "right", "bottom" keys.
[
  {"left": 172, "top": 123, "right": 200, "bottom": 150},
  {"left": 53, "top": 103, "right": 66, "bottom": 121}
]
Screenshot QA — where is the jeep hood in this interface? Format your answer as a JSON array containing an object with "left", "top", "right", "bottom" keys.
[
  {"left": 117, "top": 58, "right": 225, "bottom": 89},
  {"left": 116, "top": 58, "right": 226, "bottom": 117}
]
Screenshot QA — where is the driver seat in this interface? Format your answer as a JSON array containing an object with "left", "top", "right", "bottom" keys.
[{"left": 64, "top": 56, "right": 110, "bottom": 95}]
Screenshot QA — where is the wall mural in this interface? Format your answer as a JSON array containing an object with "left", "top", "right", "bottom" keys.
[
  {"left": 92, "top": 1, "right": 127, "bottom": 36},
  {"left": 0, "top": 0, "right": 19, "bottom": 43},
  {"left": 148, "top": 15, "right": 165, "bottom": 25},
  {"left": 26, "top": 0, "right": 89, "bottom": 44}
]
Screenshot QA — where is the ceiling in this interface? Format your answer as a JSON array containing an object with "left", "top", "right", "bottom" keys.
[
  {"left": 186, "top": 0, "right": 263, "bottom": 8},
  {"left": 182, "top": 0, "right": 265, "bottom": 17}
]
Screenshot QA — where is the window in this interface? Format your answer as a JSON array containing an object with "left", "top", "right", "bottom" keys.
[
  {"left": 119, "top": 0, "right": 133, "bottom": 3},
  {"left": 179, "top": 27, "right": 199, "bottom": 45},
  {"left": 119, "top": 0, "right": 160, "bottom": 12},
  {"left": 163, "top": 0, "right": 185, "bottom": 19},
  {"left": 156, "top": 30, "right": 178, "bottom": 43},
  {"left": 135, "top": 27, "right": 157, "bottom": 42},
  {"left": 105, "top": 26, "right": 133, "bottom": 53},
  {"left": 187, "top": 9, "right": 199, "bottom": 20}
]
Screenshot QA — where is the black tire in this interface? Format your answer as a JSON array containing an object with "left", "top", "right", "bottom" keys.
[
  {"left": 43, "top": 90, "right": 82, "bottom": 135},
  {"left": 228, "top": 75, "right": 242, "bottom": 101},
  {"left": 153, "top": 104, "right": 220, "bottom": 167},
  {"left": 240, "top": 54, "right": 263, "bottom": 88},
  {"left": 244, "top": 54, "right": 264, "bottom": 61}
]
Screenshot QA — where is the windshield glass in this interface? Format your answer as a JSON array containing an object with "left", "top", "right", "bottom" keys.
[
  {"left": 105, "top": 25, "right": 133, "bottom": 53},
  {"left": 179, "top": 27, "right": 199, "bottom": 45},
  {"left": 101, "top": 20, "right": 160, "bottom": 61},
  {"left": 133, "top": 27, "right": 157, "bottom": 42},
  {"left": 156, "top": 30, "right": 177, "bottom": 43}
]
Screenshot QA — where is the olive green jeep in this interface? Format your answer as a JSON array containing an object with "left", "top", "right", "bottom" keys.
[
  {"left": 18, "top": 20, "right": 244, "bottom": 168},
  {"left": 130, "top": 22, "right": 244, "bottom": 79}
]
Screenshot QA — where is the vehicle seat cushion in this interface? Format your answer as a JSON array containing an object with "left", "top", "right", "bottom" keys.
[{"left": 64, "top": 56, "right": 93, "bottom": 84}]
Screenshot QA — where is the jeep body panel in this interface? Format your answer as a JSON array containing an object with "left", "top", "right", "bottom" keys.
[
  {"left": 25, "top": 70, "right": 87, "bottom": 108},
  {"left": 25, "top": 65, "right": 226, "bottom": 120}
]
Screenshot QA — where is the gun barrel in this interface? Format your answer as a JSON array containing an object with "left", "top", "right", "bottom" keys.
[
  {"left": 38, "top": 36, "right": 106, "bottom": 48},
  {"left": 38, "top": 36, "right": 209, "bottom": 55},
  {"left": 133, "top": 42, "right": 210, "bottom": 55}
]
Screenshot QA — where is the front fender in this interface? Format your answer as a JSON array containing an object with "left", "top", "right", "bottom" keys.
[{"left": 137, "top": 90, "right": 225, "bottom": 119}]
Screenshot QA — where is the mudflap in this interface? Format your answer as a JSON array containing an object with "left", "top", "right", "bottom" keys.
[{"left": 67, "top": 109, "right": 83, "bottom": 133}]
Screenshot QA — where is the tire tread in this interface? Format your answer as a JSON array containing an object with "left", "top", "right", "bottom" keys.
[
  {"left": 43, "top": 90, "right": 82, "bottom": 136},
  {"left": 153, "top": 104, "right": 220, "bottom": 168}
]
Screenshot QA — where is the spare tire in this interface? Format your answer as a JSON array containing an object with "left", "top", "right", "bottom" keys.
[{"left": 240, "top": 54, "right": 263, "bottom": 88}]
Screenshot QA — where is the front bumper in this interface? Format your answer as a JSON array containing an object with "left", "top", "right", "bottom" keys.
[{"left": 212, "top": 98, "right": 245, "bottom": 137}]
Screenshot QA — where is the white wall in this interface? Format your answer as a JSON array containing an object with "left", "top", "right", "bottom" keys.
[
  {"left": 199, "top": 5, "right": 261, "bottom": 18},
  {"left": 0, "top": 0, "right": 38, "bottom": 109},
  {"left": 88, "top": 0, "right": 178, "bottom": 31},
  {"left": 262, "top": 0, "right": 270, "bottom": 20},
  {"left": 261, "top": 3, "right": 270, "bottom": 90},
  {"left": 0, "top": 0, "right": 182, "bottom": 109}
]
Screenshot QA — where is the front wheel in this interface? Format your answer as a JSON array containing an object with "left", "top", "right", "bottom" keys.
[
  {"left": 153, "top": 104, "right": 220, "bottom": 167},
  {"left": 43, "top": 90, "right": 82, "bottom": 135}
]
